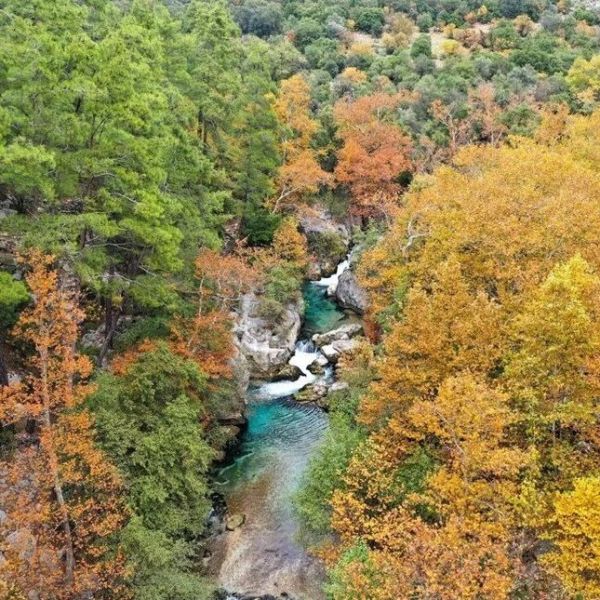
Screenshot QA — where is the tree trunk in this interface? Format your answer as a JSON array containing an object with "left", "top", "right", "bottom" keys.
[
  {"left": 0, "top": 344, "right": 9, "bottom": 387},
  {"left": 97, "top": 296, "right": 118, "bottom": 367},
  {"left": 39, "top": 348, "right": 76, "bottom": 586}
]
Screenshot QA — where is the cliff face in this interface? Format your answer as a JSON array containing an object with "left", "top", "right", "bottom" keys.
[
  {"left": 232, "top": 292, "right": 304, "bottom": 390},
  {"left": 298, "top": 210, "right": 350, "bottom": 280}
]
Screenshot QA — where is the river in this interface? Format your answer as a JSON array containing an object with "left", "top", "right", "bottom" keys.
[{"left": 209, "top": 262, "right": 350, "bottom": 599}]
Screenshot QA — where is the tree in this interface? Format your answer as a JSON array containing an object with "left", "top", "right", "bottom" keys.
[
  {"left": 567, "top": 55, "right": 600, "bottom": 102},
  {"left": 504, "top": 256, "right": 600, "bottom": 488},
  {"left": 272, "top": 74, "right": 332, "bottom": 211},
  {"left": 360, "top": 257, "right": 502, "bottom": 425},
  {"left": 170, "top": 249, "right": 258, "bottom": 377},
  {"left": 334, "top": 94, "right": 412, "bottom": 217},
  {"left": 231, "top": 0, "right": 283, "bottom": 37},
  {"left": 0, "top": 272, "right": 28, "bottom": 386},
  {"left": 323, "top": 111, "right": 600, "bottom": 597},
  {"left": 0, "top": 252, "right": 126, "bottom": 599},
  {"left": 91, "top": 344, "right": 217, "bottom": 599},
  {"left": 543, "top": 477, "right": 600, "bottom": 598}
]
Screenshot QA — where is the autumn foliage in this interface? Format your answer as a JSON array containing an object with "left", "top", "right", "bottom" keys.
[
  {"left": 170, "top": 249, "right": 259, "bottom": 378},
  {"left": 273, "top": 74, "right": 332, "bottom": 210},
  {"left": 0, "top": 252, "right": 127, "bottom": 599},
  {"left": 326, "top": 111, "right": 600, "bottom": 598},
  {"left": 333, "top": 93, "right": 412, "bottom": 217}
]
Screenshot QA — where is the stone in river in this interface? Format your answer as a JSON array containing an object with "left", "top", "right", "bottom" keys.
[
  {"left": 295, "top": 382, "right": 328, "bottom": 403},
  {"left": 307, "top": 360, "right": 325, "bottom": 376},
  {"left": 225, "top": 513, "right": 246, "bottom": 531},
  {"left": 311, "top": 323, "right": 363, "bottom": 347},
  {"left": 271, "top": 364, "right": 303, "bottom": 382},
  {"left": 320, "top": 338, "right": 359, "bottom": 363},
  {"left": 335, "top": 269, "right": 369, "bottom": 314}
]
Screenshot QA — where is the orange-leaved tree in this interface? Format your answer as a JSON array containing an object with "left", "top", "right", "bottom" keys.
[
  {"left": 170, "top": 248, "right": 259, "bottom": 377},
  {"left": 334, "top": 93, "right": 412, "bottom": 218},
  {"left": 0, "top": 251, "right": 127, "bottom": 599}
]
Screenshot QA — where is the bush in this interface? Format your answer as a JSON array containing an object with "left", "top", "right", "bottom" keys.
[
  {"left": 232, "top": 0, "right": 283, "bottom": 38},
  {"left": 351, "top": 7, "right": 385, "bottom": 36},
  {"left": 411, "top": 33, "right": 433, "bottom": 59}
]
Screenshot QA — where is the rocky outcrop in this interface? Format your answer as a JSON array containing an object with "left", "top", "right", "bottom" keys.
[
  {"left": 233, "top": 293, "right": 303, "bottom": 384},
  {"left": 335, "top": 270, "right": 369, "bottom": 314},
  {"left": 312, "top": 323, "right": 362, "bottom": 347},
  {"left": 299, "top": 210, "right": 350, "bottom": 279}
]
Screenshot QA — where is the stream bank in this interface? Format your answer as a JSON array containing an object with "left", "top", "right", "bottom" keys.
[{"left": 207, "top": 257, "right": 363, "bottom": 600}]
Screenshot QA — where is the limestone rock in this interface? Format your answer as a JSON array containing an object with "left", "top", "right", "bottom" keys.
[
  {"left": 272, "top": 364, "right": 303, "bottom": 382},
  {"left": 335, "top": 270, "right": 369, "bottom": 314},
  {"left": 233, "top": 293, "right": 303, "bottom": 381},
  {"left": 320, "top": 338, "right": 360, "bottom": 363},
  {"left": 312, "top": 323, "right": 362, "bottom": 347},
  {"left": 294, "top": 382, "right": 328, "bottom": 403},
  {"left": 307, "top": 360, "right": 325, "bottom": 376},
  {"left": 299, "top": 210, "right": 349, "bottom": 279}
]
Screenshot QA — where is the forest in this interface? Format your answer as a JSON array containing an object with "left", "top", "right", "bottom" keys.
[{"left": 0, "top": 0, "right": 599, "bottom": 599}]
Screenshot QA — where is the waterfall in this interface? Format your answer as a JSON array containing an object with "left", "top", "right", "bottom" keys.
[
  {"left": 314, "top": 256, "right": 350, "bottom": 296},
  {"left": 251, "top": 340, "right": 321, "bottom": 401}
]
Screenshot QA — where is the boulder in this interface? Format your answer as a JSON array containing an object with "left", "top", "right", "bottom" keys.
[
  {"left": 294, "top": 382, "right": 328, "bottom": 403},
  {"left": 307, "top": 361, "right": 325, "bottom": 376},
  {"left": 233, "top": 293, "right": 303, "bottom": 381},
  {"left": 272, "top": 364, "right": 303, "bottom": 382},
  {"left": 225, "top": 513, "right": 246, "bottom": 531},
  {"left": 312, "top": 323, "right": 363, "bottom": 347},
  {"left": 335, "top": 270, "right": 369, "bottom": 315},
  {"left": 321, "top": 338, "right": 360, "bottom": 363}
]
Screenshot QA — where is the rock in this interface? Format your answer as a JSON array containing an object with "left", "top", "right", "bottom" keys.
[
  {"left": 225, "top": 513, "right": 246, "bottom": 531},
  {"left": 328, "top": 381, "right": 349, "bottom": 395},
  {"left": 6, "top": 528, "right": 36, "bottom": 561},
  {"left": 295, "top": 382, "right": 328, "bottom": 403},
  {"left": 312, "top": 323, "right": 362, "bottom": 347},
  {"left": 335, "top": 270, "right": 369, "bottom": 314},
  {"left": 299, "top": 209, "right": 349, "bottom": 278},
  {"left": 233, "top": 293, "right": 303, "bottom": 381},
  {"left": 272, "top": 364, "right": 303, "bottom": 382},
  {"left": 0, "top": 509, "right": 7, "bottom": 524},
  {"left": 218, "top": 411, "right": 246, "bottom": 426},
  {"left": 307, "top": 361, "right": 325, "bottom": 376},
  {"left": 320, "top": 338, "right": 360, "bottom": 363}
]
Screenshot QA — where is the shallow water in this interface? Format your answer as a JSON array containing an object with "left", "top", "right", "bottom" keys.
[{"left": 211, "top": 281, "right": 346, "bottom": 598}]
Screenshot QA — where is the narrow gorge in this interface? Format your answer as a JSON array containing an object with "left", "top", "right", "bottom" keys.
[{"left": 208, "top": 255, "right": 364, "bottom": 599}]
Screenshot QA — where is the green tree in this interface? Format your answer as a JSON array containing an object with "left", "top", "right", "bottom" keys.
[
  {"left": 0, "top": 271, "right": 28, "bottom": 386},
  {"left": 91, "top": 344, "right": 217, "bottom": 598}
]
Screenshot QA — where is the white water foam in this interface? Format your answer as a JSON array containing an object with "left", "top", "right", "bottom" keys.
[
  {"left": 314, "top": 256, "right": 350, "bottom": 296},
  {"left": 253, "top": 340, "right": 321, "bottom": 401}
]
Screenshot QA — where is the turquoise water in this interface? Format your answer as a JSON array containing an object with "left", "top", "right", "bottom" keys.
[{"left": 303, "top": 282, "right": 345, "bottom": 334}]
